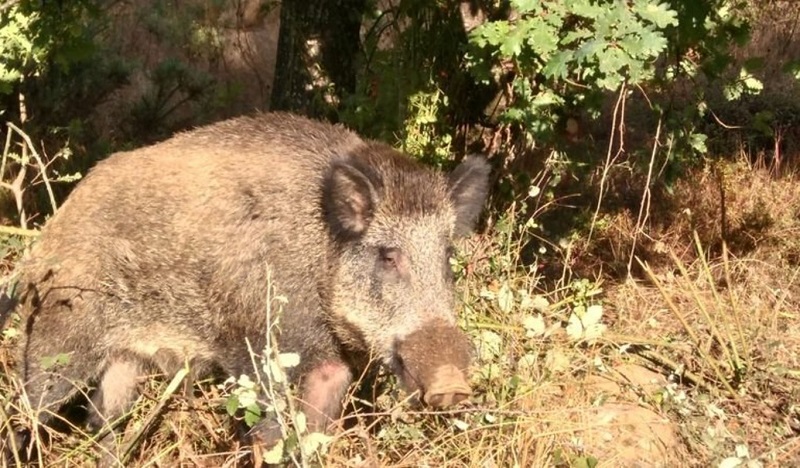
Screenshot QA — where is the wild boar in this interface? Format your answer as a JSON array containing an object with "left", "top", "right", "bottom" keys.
[{"left": 5, "top": 112, "right": 490, "bottom": 449}]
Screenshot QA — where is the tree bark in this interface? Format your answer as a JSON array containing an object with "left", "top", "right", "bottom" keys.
[{"left": 270, "top": 0, "right": 366, "bottom": 120}]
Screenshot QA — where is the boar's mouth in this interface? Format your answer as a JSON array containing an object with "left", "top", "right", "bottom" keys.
[{"left": 392, "top": 324, "right": 473, "bottom": 408}]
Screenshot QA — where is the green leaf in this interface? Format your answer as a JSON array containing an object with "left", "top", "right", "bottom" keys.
[
  {"left": 619, "top": 35, "right": 645, "bottom": 57},
  {"left": 523, "top": 17, "right": 558, "bottom": 58},
  {"left": 476, "top": 22, "right": 510, "bottom": 49},
  {"left": 295, "top": 411, "right": 307, "bottom": 434},
  {"left": 267, "top": 359, "right": 287, "bottom": 384},
  {"left": 596, "top": 46, "right": 626, "bottom": 76},
  {"left": 573, "top": 455, "right": 599, "bottom": 468},
  {"left": 689, "top": 133, "right": 708, "bottom": 154},
  {"left": 542, "top": 50, "right": 572, "bottom": 79},
  {"left": 277, "top": 352, "right": 301, "bottom": 368},
  {"left": 478, "top": 330, "right": 503, "bottom": 361},
  {"left": 753, "top": 111, "right": 775, "bottom": 137},
  {"left": 243, "top": 403, "right": 262, "bottom": 427},
  {"left": 567, "top": 305, "right": 607, "bottom": 342},
  {"left": 237, "top": 388, "right": 258, "bottom": 408},
  {"left": 723, "top": 81, "right": 743, "bottom": 101},
  {"left": 724, "top": 68, "right": 763, "bottom": 100},
  {"left": 566, "top": 313, "right": 584, "bottom": 341},
  {"left": 511, "top": 0, "right": 540, "bottom": 14},
  {"left": 583, "top": 304, "right": 603, "bottom": 326},
  {"left": 574, "top": 39, "right": 606, "bottom": 63},
  {"left": 637, "top": 28, "right": 669, "bottom": 56},
  {"left": 744, "top": 56, "right": 765, "bottom": 72},
  {"left": 532, "top": 295, "right": 549, "bottom": 311},
  {"left": 561, "top": 27, "right": 592, "bottom": 46},
  {"left": 452, "top": 419, "right": 470, "bottom": 431},
  {"left": 225, "top": 395, "right": 240, "bottom": 416},
  {"left": 497, "top": 281, "right": 514, "bottom": 313},
  {"left": 237, "top": 374, "right": 256, "bottom": 389},
  {"left": 531, "top": 90, "right": 564, "bottom": 108},
  {"left": 782, "top": 59, "right": 800, "bottom": 80},
  {"left": 40, "top": 352, "right": 71, "bottom": 370},
  {"left": 300, "top": 432, "right": 334, "bottom": 457},
  {"left": 570, "top": 1, "right": 605, "bottom": 18},
  {"left": 500, "top": 28, "right": 525, "bottom": 57},
  {"left": 262, "top": 439, "right": 284, "bottom": 464},
  {"left": 0, "top": 67, "right": 23, "bottom": 85},
  {"left": 632, "top": 1, "right": 678, "bottom": 28},
  {"left": 718, "top": 457, "right": 744, "bottom": 468},
  {"left": 545, "top": 348, "right": 570, "bottom": 373},
  {"left": 517, "top": 353, "right": 538, "bottom": 372},
  {"left": 741, "top": 73, "right": 763, "bottom": 95},
  {"left": 2, "top": 326, "right": 19, "bottom": 339},
  {"left": 522, "top": 314, "right": 546, "bottom": 337}
]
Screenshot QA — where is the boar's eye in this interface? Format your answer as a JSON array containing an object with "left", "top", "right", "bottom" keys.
[{"left": 378, "top": 246, "right": 401, "bottom": 270}]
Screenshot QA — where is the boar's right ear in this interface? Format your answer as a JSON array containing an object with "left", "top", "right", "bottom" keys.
[
  {"left": 323, "top": 160, "right": 381, "bottom": 240},
  {"left": 448, "top": 155, "right": 491, "bottom": 237}
]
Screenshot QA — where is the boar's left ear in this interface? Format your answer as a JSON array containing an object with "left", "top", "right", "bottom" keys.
[
  {"left": 448, "top": 155, "right": 491, "bottom": 237},
  {"left": 323, "top": 159, "right": 382, "bottom": 240}
]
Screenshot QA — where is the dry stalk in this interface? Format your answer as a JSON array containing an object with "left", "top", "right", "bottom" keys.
[
  {"left": 588, "top": 82, "right": 627, "bottom": 243},
  {"left": 636, "top": 256, "right": 739, "bottom": 399}
]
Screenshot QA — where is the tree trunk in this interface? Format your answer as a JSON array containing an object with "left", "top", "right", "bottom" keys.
[{"left": 270, "top": 0, "right": 366, "bottom": 120}]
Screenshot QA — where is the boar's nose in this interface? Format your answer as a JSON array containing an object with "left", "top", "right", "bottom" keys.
[{"left": 423, "top": 363, "right": 472, "bottom": 407}]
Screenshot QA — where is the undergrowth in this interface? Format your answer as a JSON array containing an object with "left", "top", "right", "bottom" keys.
[{"left": 3, "top": 148, "right": 799, "bottom": 466}]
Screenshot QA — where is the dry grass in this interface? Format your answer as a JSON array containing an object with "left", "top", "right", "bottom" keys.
[{"left": 597, "top": 160, "right": 800, "bottom": 465}]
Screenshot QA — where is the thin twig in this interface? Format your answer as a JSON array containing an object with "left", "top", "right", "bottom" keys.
[
  {"left": 121, "top": 366, "right": 190, "bottom": 465},
  {"left": 1, "top": 124, "right": 12, "bottom": 179},
  {"left": 0, "top": 403, "right": 23, "bottom": 467},
  {"left": 633, "top": 347, "right": 718, "bottom": 396},
  {"left": 0, "top": 225, "right": 39, "bottom": 237},
  {"left": 627, "top": 115, "right": 662, "bottom": 277},
  {"left": 588, "top": 83, "right": 627, "bottom": 243},
  {"left": 6, "top": 122, "right": 58, "bottom": 213},
  {"left": 709, "top": 108, "right": 743, "bottom": 130}
]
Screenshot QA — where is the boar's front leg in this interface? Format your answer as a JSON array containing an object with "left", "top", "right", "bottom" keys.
[
  {"left": 298, "top": 360, "right": 353, "bottom": 433},
  {"left": 247, "top": 359, "right": 352, "bottom": 447}
]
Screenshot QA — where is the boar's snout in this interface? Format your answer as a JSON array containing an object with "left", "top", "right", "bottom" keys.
[
  {"left": 423, "top": 363, "right": 472, "bottom": 407},
  {"left": 394, "top": 322, "right": 473, "bottom": 408}
]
